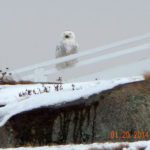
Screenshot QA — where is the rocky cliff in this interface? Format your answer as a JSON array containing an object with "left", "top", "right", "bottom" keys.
[{"left": 0, "top": 80, "right": 150, "bottom": 147}]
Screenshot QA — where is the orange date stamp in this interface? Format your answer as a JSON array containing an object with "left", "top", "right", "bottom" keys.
[{"left": 109, "top": 130, "right": 149, "bottom": 140}]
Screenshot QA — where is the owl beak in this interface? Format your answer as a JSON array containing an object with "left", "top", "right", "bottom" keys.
[{"left": 65, "top": 35, "right": 70, "bottom": 39}]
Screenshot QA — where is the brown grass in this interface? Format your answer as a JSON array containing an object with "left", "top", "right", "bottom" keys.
[
  {"left": 143, "top": 72, "right": 150, "bottom": 81},
  {"left": 0, "top": 80, "right": 61, "bottom": 85}
]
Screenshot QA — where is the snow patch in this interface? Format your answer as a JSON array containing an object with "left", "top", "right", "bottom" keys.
[
  {"left": 0, "top": 141, "right": 150, "bottom": 150},
  {"left": 0, "top": 76, "right": 143, "bottom": 127}
]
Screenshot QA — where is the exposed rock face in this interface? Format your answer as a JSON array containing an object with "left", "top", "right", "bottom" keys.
[
  {"left": 0, "top": 80, "right": 150, "bottom": 147},
  {"left": 0, "top": 125, "right": 15, "bottom": 147}
]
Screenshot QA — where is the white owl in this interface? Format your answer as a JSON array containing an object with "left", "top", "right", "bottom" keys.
[{"left": 55, "top": 31, "right": 79, "bottom": 70}]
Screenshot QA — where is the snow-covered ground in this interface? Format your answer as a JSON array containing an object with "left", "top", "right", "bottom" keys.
[
  {"left": 0, "top": 76, "right": 143, "bottom": 127},
  {"left": 1, "top": 141, "right": 150, "bottom": 150}
]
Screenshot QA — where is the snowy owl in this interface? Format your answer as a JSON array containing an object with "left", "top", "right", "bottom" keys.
[{"left": 55, "top": 31, "right": 79, "bottom": 70}]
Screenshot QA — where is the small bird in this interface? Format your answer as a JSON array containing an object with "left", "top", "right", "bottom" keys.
[{"left": 55, "top": 30, "right": 79, "bottom": 70}]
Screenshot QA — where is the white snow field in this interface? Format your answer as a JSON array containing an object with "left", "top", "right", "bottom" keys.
[
  {"left": 0, "top": 76, "right": 143, "bottom": 127},
  {"left": 0, "top": 141, "right": 150, "bottom": 150},
  {"left": 11, "top": 32, "right": 150, "bottom": 82}
]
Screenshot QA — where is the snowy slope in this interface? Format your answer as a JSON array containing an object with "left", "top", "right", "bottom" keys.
[
  {"left": 1, "top": 141, "right": 150, "bottom": 150},
  {"left": 0, "top": 76, "right": 143, "bottom": 127}
]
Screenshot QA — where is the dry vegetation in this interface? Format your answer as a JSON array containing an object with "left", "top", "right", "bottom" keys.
[
  {"left": 143, "top": 72, "right": 150, "bottom": 81},
  {"left": 0, "top": 67, "right": 40, "bottom": 85},
  {"left": 0, "top": 67, "right": 60, "bottom": 85}
]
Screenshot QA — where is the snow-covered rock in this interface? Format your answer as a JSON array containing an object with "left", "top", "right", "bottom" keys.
[{"left": 0, "top": 76, "right": 143, "bottom": 127}]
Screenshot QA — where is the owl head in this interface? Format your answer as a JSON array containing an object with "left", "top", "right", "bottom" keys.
[{"left": 61, "top": 30, "right": 76, "bottom": 40}]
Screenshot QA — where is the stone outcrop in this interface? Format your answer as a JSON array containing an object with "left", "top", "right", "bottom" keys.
[{"left": 0, "top": 80, "right": 150, "bottom": 147}]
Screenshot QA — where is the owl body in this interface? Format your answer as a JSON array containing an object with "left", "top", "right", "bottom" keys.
[{"left": 56, "top": 31, "right": 79, "bottom": 70}]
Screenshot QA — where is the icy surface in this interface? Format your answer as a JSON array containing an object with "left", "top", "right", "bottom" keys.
[
  {"left": 0, "top": 76, "right": 143, "bottom": 127},
  {"left": 0, "top": 141, "right": 150, "bottom": 150}
]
